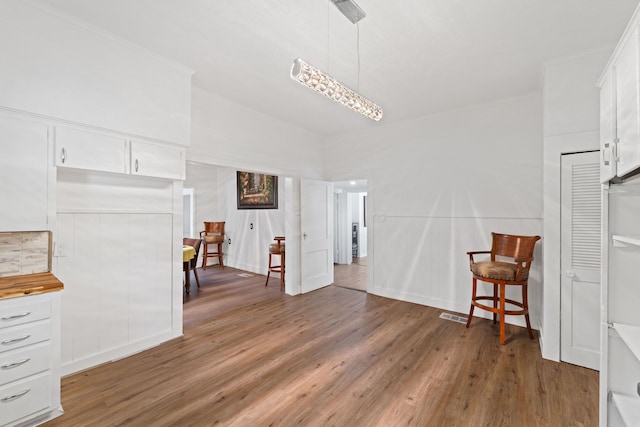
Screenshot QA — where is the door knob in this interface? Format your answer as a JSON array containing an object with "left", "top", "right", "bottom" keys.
[{"left": 566, "top": 271, "right": 575, "bottom": 278}]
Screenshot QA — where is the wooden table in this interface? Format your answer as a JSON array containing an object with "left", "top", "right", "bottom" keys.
[{"left": 183, "top": 245, "right": 196, "bottom": 293}]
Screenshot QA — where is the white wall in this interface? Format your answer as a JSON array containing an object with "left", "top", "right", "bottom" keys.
[
  {"left": 218, "top": 167, "right": 285, "bottom": 275},
  {"left": 541, "top": 48, "right": 612, "bottom": 361},
  {"left": 0, "top": 1, "right": 192, "bottom": 374},
  {"left": 187, "top": 86, "right": 325, "bottom": 288},
  {"left": 189, "top": 86, "right": 324, "bottom": 178},
  {"left": 323, "top": 94, "right": 543, "bottom": 327},
  {"left": 185, "top": 163, "right": 286, "bottom": 275},
  {"left": 0, "top": 0, "right": 192, "bottom": 145}
]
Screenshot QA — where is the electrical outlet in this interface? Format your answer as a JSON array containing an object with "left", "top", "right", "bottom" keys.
[
  {"left": 54, "top": 242, "right": 65, "bottom": 257},
  {"left": 228, "top": 238, "right": 231, "bottom": 245}
]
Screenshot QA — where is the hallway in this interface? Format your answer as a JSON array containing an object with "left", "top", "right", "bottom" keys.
[{"left": 333, "top": 257, "right": 367, "bottom": 292}]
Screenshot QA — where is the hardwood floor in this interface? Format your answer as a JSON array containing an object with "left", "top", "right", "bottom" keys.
[
  {"left": 44, "top": 266, "right": 598, "bottom": 426},
  {"left": 333, "top": 257, "right": 367, "bottom": 292}
]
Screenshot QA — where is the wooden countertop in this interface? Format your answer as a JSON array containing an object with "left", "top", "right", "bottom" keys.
[{"left": 0, "top": 272, "right": 64, "bottom": 300}]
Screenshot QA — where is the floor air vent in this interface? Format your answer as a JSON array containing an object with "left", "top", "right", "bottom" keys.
[
  {"left": 439, "top": 312, "right": 468, "bottom": 324},
  {"left": 238, "top": 273, "right": 254, "bottom": 278}
]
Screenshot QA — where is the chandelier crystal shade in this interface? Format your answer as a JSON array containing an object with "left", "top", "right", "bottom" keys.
[{"left": 290, "top": 58, "right": 383, "bottom": 121}]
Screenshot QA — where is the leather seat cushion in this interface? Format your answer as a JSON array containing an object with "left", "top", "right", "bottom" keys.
[
  {"left": 204, "top": 235, "right": 223, "bottom": 244},
  {"left": 269, "top": 242, "right": 285, "bottom": 253},
  {"left": 471, "top": 261, "right": 528, "bottom": 281}
]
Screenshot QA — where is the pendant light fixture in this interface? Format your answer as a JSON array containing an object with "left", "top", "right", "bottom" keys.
[
  {"left": 290, "top": 58, "right": 383, "bottom": 121},
  {"left": 290, "top": 0, "right": 383, "bottom": 121}
]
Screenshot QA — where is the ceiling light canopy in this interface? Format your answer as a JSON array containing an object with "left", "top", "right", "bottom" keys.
[
  {"left": 290, "top": 58, "right": 383, "bottom": 122},
  {"left": 330, "top": 0, "right": 366, "bottom": 24}
]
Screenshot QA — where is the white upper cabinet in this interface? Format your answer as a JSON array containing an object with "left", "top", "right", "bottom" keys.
[
  {"left": 0, "top": 114, "right": 49, "bottom": 231},
  {"left": 614, "top": 26, "right": 640, "bottom": 179},
  {"left": 55, "top": 127, "right": 129, "bottom": 174},
  {"left": 130, "top": 139, "right": 185, "bottom": 180},
  {"left": 600, "top": 70, "right": 617, "bottom": 183},
  {"left": 54, "top": 127, "right": 185, "bottom": 181}
]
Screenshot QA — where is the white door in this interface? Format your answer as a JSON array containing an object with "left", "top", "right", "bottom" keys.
[
  {"left": 561, "top": 151, "right": 601, "bottom": 370},
  {"left": 301, "top": 179, "right": 334, "bottom": 293}
]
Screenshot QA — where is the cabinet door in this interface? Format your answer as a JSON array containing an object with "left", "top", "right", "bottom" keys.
[
  {"left": 55, "top": 127, "right": 128, "bottom": 174},
  {"left": 615, "top": 26, "right": 640, "bottom": 178},
  {"left": 0, "top": 115, "right": 48, "bottom": 231},
  {"left": 130, "top": 140, "right": 185, "bottom": 180},
  {"left": 600, "top": 70, "right": 617, "bottom": 183}
]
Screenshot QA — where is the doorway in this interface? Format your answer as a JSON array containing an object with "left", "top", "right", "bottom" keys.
[
  {"left": 560, "top": 150, "right": 600, "bottom": 370},
  {"left": 333, "top": 179, "right": 368, "bottom": 292}
]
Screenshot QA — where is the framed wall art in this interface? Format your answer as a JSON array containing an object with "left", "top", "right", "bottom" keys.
[{"left": 237, "top": 171, "right": 278, "bottom": 209}]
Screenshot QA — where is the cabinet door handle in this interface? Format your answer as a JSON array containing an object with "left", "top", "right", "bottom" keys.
[
  {"left": 1, "top": 389, "right": 30, "bottom": 402},
  {"left": 1, "top": 335, "right": 31, "bottom": 345},
  {"left": 1, "top": 311, "right": 30, "bottom": 321},
  {"left": 603, "top": 142, "right": 610, "bottom": 166},
  {"left": 60, "top": 147, "right": 66, "bottom": 164},
  {"left": 1, "top": 358, "right": 30, "bottom": 370},
  {"left": 135, "top": 159, "right": 139, "bottom": 172}
]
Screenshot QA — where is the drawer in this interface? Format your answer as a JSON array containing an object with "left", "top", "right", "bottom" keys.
[
  {"left": 0, "top": 321, "right": 50, "bottom": 354},
  {"left": 0, "top": 296, "right": 51, "bottom": 329},
  {"left": 0, "top": 372, "right": 51, "bottom": 426},
  {"left": 0, "top": 342, "right": 50, "bottom": 386}
]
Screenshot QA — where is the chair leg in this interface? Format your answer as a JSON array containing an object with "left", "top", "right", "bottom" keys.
[
  {"left": 492, "top": 283, "right": 498, "bottom": 324},
  {"left": 466, "top": 277, "right": 477, "bottom": 328},
  {"left": 523, "top": 283, "right": 534, "bottom": 339},
  {"left": 280, "top": 252, "right": 285, "bottom": 291},
  {"left": 202, "top": 243, "right": 208, "bottom": 270},
  {"left": 265, "top": 253, "right": 272, "bottom": 286},
  {"left": 499, "top": 283, "right": 506, "bottom": 345},
  {"left": 193, "top": 266, "right": 201, "bottom": 288},
  {"left": 218, "top": 243, "right": 224, "bottom": 268}
]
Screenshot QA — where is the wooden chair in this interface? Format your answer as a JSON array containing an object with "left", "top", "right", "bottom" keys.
[
  {"left": 183, "top": 237, "right": 202, "bottom": 292},
  {"left": 265, "top": 236, "right": 285, "bottom": 291},
  {"left": 200, "top": 221, "right": 225, "bottom": 270},
  {"left": 465, "top": 232, "right": 541, "bottom": 345}
]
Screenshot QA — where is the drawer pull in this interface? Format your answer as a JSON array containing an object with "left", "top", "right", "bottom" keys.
[
  {"left": 1, "top": 389, "right": 30, "bottom": 403},
  {"left": 1, "top": 335, "right": 31, "bottom": 345},
  {"left": 1, "top": 358, "right": 30, "bottom": 369},
  {"left": 1, "top": 312, "right": 31, "bottom": 321}
]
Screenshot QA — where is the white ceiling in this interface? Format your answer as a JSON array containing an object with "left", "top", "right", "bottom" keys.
[{"left": 37, "top": 0, "right": 639, "bottom": 136}]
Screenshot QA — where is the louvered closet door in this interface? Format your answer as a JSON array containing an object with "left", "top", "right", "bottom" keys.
[{"left": 560, "top": 151, "right": 601, "bottom": 370}]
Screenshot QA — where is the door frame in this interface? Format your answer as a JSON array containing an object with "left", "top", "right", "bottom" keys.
[
  {"left": 542, "top": 131, "right": 600, "bottom": 361},
  {"left": 559, "top": 150, "right": 601, "bottom": 369}
]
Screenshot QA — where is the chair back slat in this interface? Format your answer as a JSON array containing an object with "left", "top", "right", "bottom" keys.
[
  {"left": 204, "top": 221, "right": 225, "bottom": 234},
  {"left": 491, "top": 233, "right": 540, "bottom": 263}
]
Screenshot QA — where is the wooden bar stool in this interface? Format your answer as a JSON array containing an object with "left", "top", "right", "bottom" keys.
[
  {"left": 200, "top": 221, "right": 225, "bottom": 270},
  {"left": 465, "top": 232, "right": 541, "bottom": 345},
  {"left": 265, "top": 236, "right": 285, "bottom": 291}
]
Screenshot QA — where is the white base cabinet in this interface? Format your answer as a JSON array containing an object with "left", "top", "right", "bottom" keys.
[{"left": 0, "top": 292, "right": 62, "bottom": 427}]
